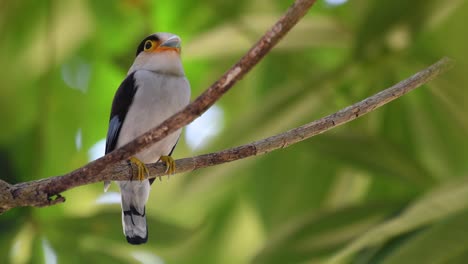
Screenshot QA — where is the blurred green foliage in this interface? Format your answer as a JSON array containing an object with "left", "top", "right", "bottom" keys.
[{"left": 1, "top": 0, "right": 467, "bottom": 263}]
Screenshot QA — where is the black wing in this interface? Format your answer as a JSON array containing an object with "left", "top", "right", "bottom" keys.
[{"left": 105, "top": 72, "right": 138, "bottom": 154}]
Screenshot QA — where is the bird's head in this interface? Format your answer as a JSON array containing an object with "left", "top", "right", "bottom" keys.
[{"left": 128, "top": 32, "right": 184, "bottom": 76}]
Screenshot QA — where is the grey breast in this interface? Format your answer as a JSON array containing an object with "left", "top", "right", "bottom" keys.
[{"left": 116, "top": 70, "right": 191, "bottom": 163}]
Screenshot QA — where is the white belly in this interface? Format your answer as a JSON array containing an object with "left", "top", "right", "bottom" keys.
[{"left": 116, "top": 70, "right": 190, "bottom": 163}]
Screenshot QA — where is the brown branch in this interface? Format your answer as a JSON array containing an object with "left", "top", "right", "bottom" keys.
[
  {"left": 0, "top": 0, "right": 318, "bottom": 213},
  {"left": 0, "top": 57, "right": 453, "bottom": 213}
]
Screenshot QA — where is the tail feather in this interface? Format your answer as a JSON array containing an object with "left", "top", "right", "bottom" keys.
[
  {"left": 119, "top": 180, "right": 150, "bottom": 245},
  {"left": 122, "top": 206, "right": 148, "bottom": 244}
]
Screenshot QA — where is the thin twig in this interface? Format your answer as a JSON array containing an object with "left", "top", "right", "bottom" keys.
[{"left": 0, "top": 57, "right": 453, "bottom": 213}]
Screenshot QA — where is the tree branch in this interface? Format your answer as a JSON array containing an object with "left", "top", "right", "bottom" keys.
[
  {"left": 0, "top": 0, "right": 318, "bottom": 213},
  {"left": 0, "top": 57, "right": 453, "bottom": 213}
]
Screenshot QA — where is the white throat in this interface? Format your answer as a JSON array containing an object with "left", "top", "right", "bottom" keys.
[{"left": 128, "top": 51, "right": 184, "bottom": 76}]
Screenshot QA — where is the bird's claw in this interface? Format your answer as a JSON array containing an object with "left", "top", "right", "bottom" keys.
[
  {"left": 129, "top": 157, "right": 149, "bottom": 181},
  {"left": 159, "top": 155, "right": 176, "bottom": 181}
]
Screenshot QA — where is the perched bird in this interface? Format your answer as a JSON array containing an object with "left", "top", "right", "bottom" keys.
[{"left": 104, "top": 33, "right": 191, "bottom": 245}]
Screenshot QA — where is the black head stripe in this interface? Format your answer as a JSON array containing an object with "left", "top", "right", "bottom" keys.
[{"left": 136, "top": 34, "right": 160, "bottom": 56}]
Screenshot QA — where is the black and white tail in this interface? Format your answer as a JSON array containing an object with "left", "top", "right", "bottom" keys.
[{"left": 119, "top": 180, "right": 150, "bottom": 245}]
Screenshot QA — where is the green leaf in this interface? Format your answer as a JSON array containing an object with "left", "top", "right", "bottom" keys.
[
  {"left": 312, "top": 132, "right": 435, "bottom": 187},
  {"left": 253, "top": 202, "right": 404, "bottom": 264},
  {"left": 380, "top": 208, "right": 468, "bottom": 264},
  {"left": 327, "top": 176, "right": 468, "bottom": 263}
]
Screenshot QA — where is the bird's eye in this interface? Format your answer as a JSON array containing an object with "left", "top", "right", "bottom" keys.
[{"left": 144, "top": 40, "right": 153, "bottom": 51}]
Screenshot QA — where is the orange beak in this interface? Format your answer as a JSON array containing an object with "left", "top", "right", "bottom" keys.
[{"left": 156, "top": 36, "right": 181, "bottom": 53}]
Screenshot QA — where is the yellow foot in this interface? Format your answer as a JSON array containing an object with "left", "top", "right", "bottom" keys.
[
  {"left": 129, "top": 157, "right": 149, "bottom": 181},
  {"left": 159, "top": 155, "right": 176, "bottom": 180}
]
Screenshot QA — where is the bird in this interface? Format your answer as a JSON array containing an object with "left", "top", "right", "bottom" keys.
[{"left": 104, "top": 32, "right": 191, "bottom": 245}]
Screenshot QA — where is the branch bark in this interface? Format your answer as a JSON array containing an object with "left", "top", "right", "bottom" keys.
[{"left": 0, "top": 57, "right": 453, "bottom": 213}]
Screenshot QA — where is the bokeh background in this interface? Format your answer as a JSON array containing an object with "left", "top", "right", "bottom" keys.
[{"left": 1, "top": 0, "right": 468, "bottom": 263}]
